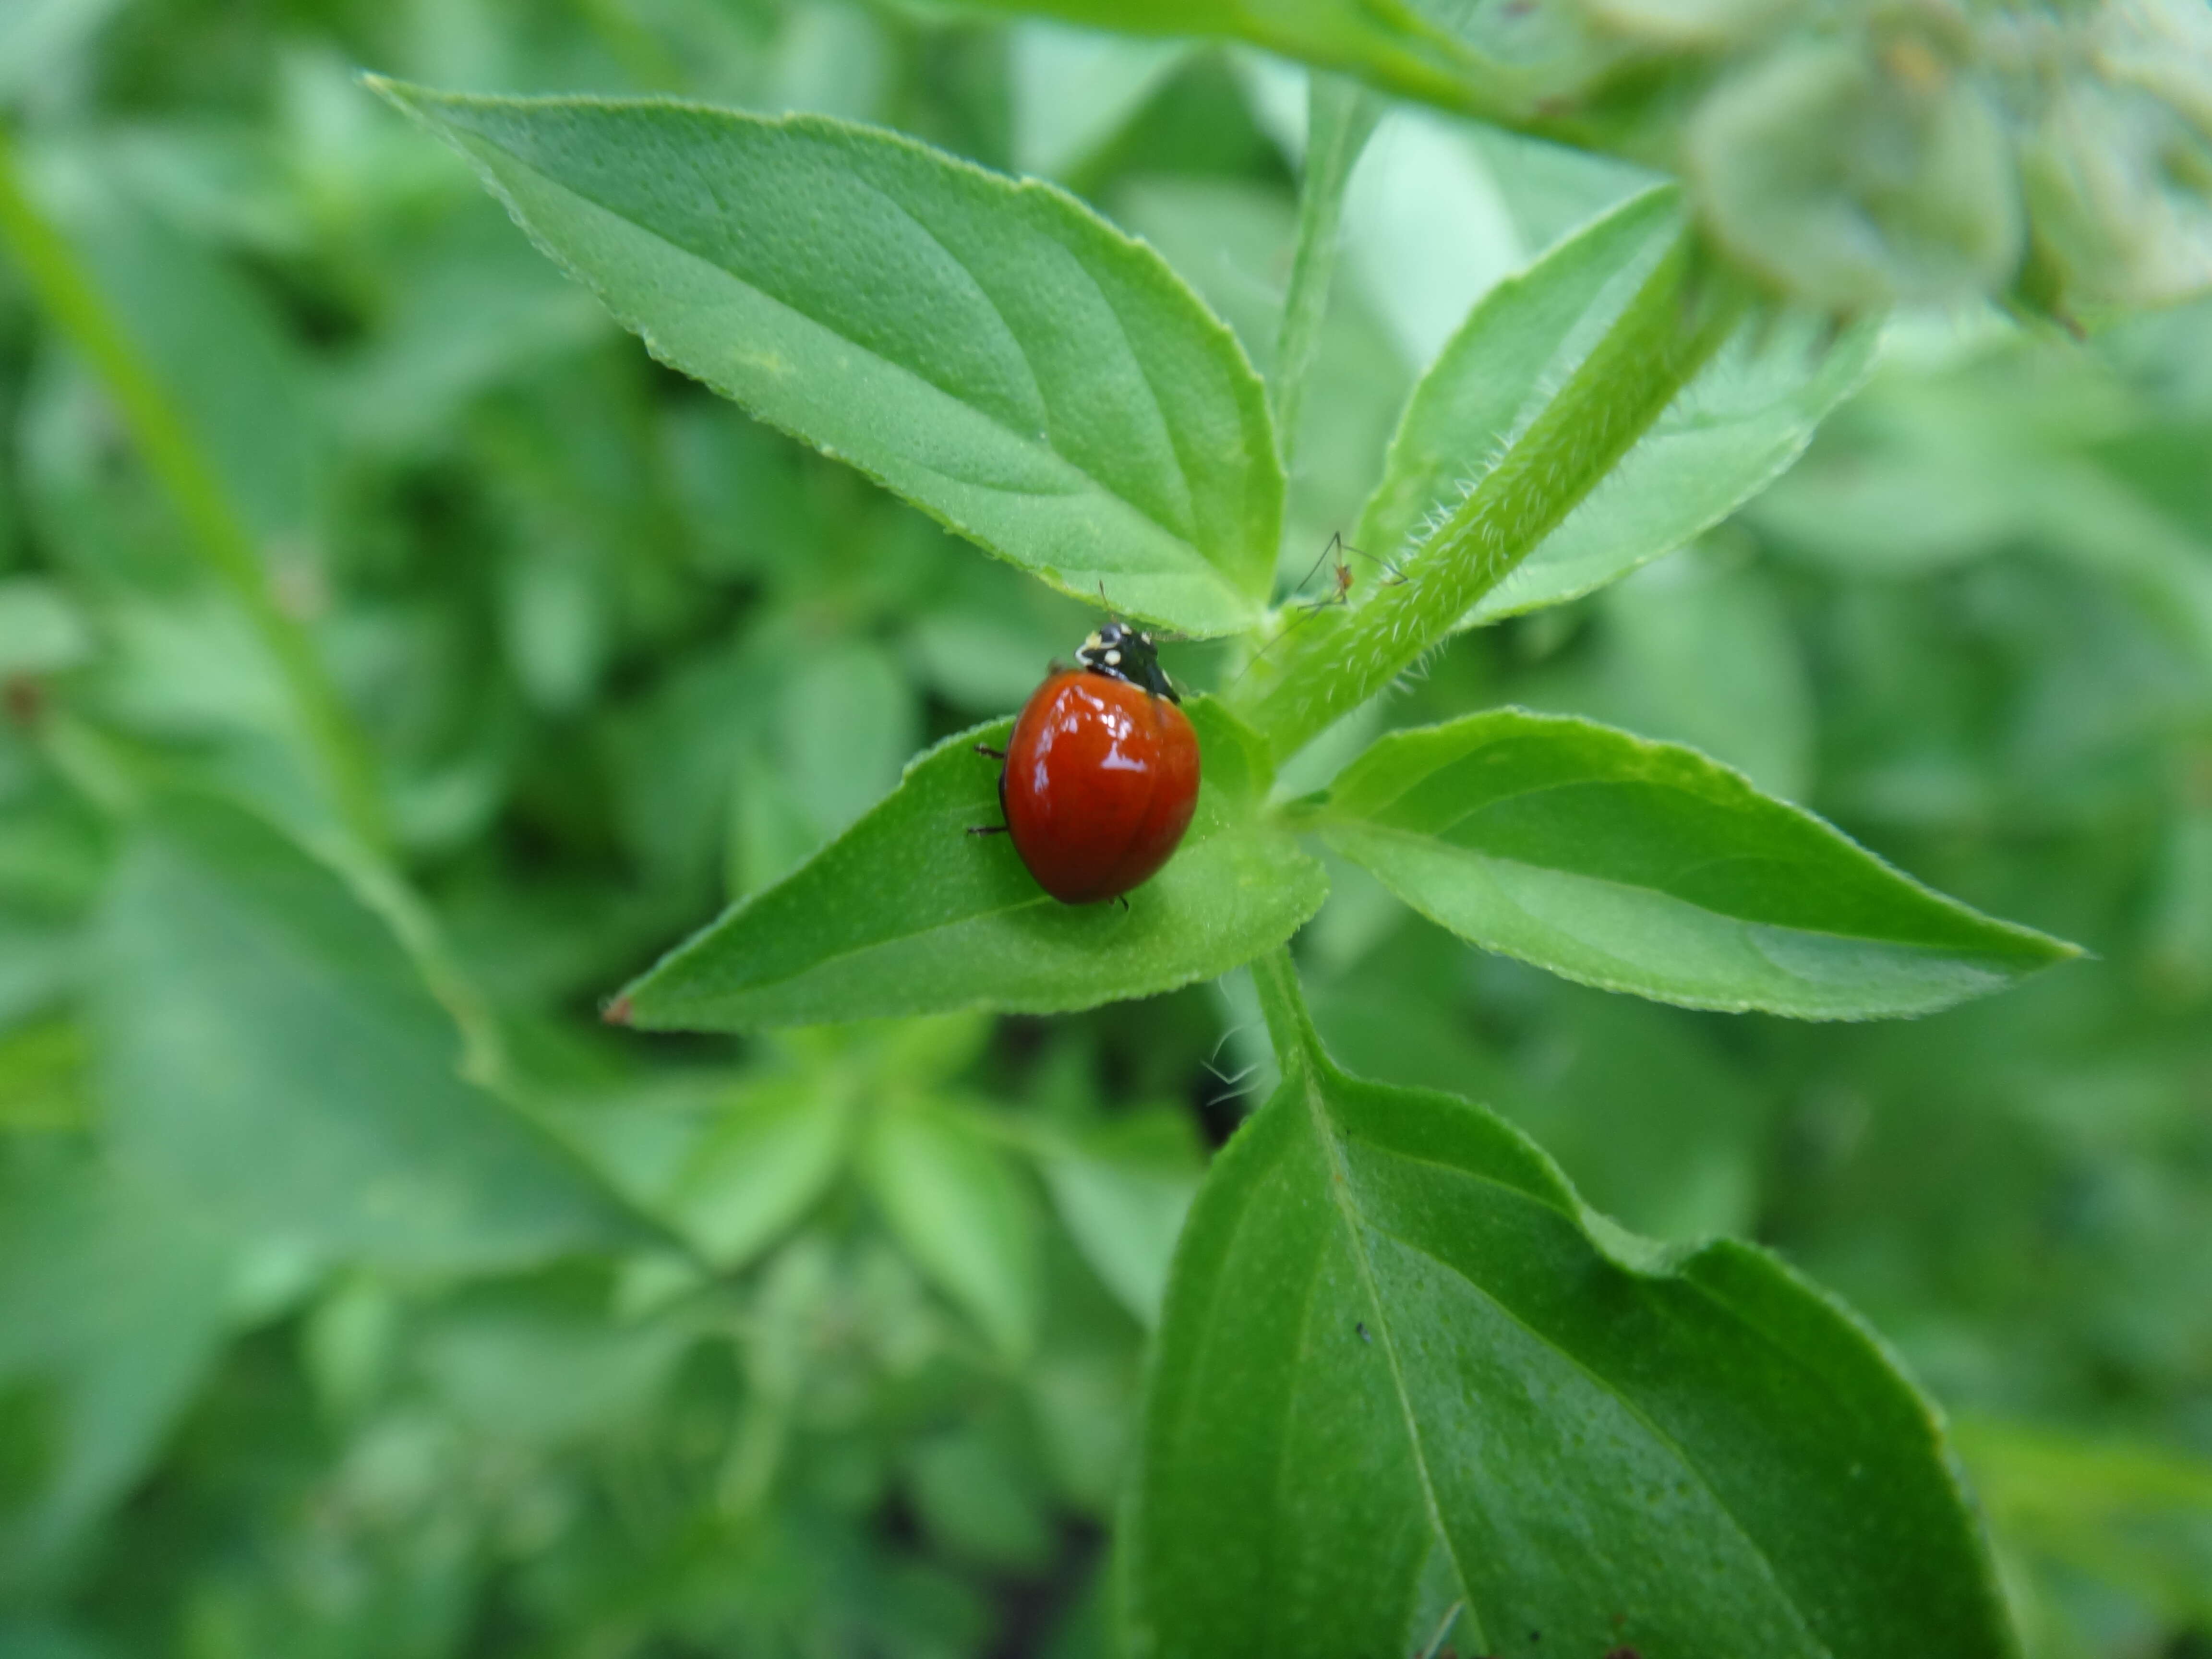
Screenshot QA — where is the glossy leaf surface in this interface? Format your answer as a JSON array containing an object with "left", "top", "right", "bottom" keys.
[
  {"left": 1130, "top": 964, "right": 2018, "bottom": 1658},
  {"left": 619, "top": 700, "right": 1327, "bottom": 1031},
  {"left": 1316, "top": 708, "right": 2077, "bottom": 1017},
  {"left": 373, "top": 84, "right": 1280, "bottom": 637}
]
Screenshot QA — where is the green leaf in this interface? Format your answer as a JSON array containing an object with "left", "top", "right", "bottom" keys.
[
  {"left": 1314, "top": 708, "right": 2077, "bottom": 1018},
  {"left": 1269, "top": 74, "right": 1382, "bottom": 470},
  {"left": 862, "top": 1100, "right": 1043, "bottom": 1361},
  {"left": 669, "top": 1077, "right": 855, "bottom": 1269},
  {"left": 0, "top": 0, "right": 129, "bottom": 106},
  {"left": 1515, "top": 547, "right": 1814, "bottom": 800},
  {"left": 1357, "top": 186, "right": 1875, "bottom": 624},
  {"left": 942, "top": 0, "right": 1552, "bottom": 128},
  {"left": 1953, "top": 1416, "right": 2212, "bottom": 1624},
  {"left": 1228, "top": 198, "right": 1747, "bottom": 757},
  {"left": 1129, "top": 953, "right": 2019, "bottom": 1659},
  {"left": 616, "top": 699, "right": 1327, "bottom": 1032},
  {"left": 50, "top": 175, "right": 325, "bottom": 555},
  {"left": 1033, "top": 1105, "right": 1202, "bottom": 1326},
  {"left": 371, "top": 83, "right": 1280, "bottom": 638},
  {"left": 415, "top": 1286, "right": 697, "bottom": 1445},
  {"left": 0, "top": 1019, "right": 90, "bottom": 1133},
  {"left": 907, "top": 1421, "right": 1057, "bottom": 1571},
  {"left": 91, "top": 795, "right": 641, "bottom": 1273},
  {"left": 0, "top": 578, "right": 91, "bottom": 677},
  {"left": 0, "top": 1141, "right": 231, "bottom": 1585},
  {"left": 1008, "top": 22, "right": 1188, "bottom": 180}
]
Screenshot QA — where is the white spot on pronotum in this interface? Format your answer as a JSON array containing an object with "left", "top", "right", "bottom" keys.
[{"left": 1104, "top": 649, "right": 1121, "bottom": 665}]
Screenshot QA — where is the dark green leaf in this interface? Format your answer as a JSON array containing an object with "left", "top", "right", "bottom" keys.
[
  {"left": 372, "top": 83, "right": 1280, "bottom": 637},
  {"left": 1130, "top": 968, "right": 2019, "bottom": 1658},
  {"left": 1358, "top": 186, "right": 1876, "bottom": 624},
  {"left": 91, "top": 795, "right": 642, "bottom": 1273},
  {"left": 1315, "top": 708, "right": 2077, "bottom": 1017},
  {"left": 617, "top": 700, "right": 1327, "bottom": 1031}
]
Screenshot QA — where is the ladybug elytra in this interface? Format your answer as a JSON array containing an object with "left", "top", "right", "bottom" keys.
[{"left": 971, "top": 621, "right": 1201, "bottom": 905}]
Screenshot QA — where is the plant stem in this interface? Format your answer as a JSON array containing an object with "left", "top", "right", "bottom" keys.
[
  {"left": 1270, "top": 75, "right": 1380, "bottom": 473},
  {"left": 0, "top": 125, "right": 390, "bottom": 855},
  {"left": 1248, "top": 945, "right": 1320, "bottom": 1077},
  {"left": 1228, "top": 227, "right": 1748, "bottom": 759}
]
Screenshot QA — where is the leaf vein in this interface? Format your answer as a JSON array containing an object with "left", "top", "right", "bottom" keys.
[{"left": 1342, "top": 1148, "right": 1837, "bottom": 1658}]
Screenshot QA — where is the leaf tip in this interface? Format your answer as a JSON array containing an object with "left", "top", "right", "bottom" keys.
[{"left": 602, "top": 994, "right": 634, "bottom": 1028}]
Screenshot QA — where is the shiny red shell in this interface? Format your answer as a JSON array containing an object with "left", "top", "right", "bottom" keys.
[{"left": 1001, "top": 670, "right": 1201, "bottom": 904}]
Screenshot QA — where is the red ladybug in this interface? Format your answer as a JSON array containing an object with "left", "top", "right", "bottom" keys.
[{"left": 972, "top": 622, "right": 1201, "bottom": 904}]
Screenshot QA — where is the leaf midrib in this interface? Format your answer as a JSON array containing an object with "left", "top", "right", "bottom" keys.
[
  {"left": 639, "top": 812, "right": 1281, "bottom": 1016},
  {"left": 1288, "top": 1052, "right": 1487, "bottom": 1655},
  {"left": 1294, "top": 1058, "right": 1838, "bottom": 1659},
  {"left": 1326, "top": 817, "right": 2033, "bottom": 959}
]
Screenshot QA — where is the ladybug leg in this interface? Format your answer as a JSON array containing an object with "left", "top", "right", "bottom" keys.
[
  {"left": 968, "top": 762, "right": 1010, "bottom": 834},
  {"left": 973, "top": 743, "right": 1006, "bottom": 760},
  {"left": 1116, "top": 894, "right": 1131, "bottom": 913}
]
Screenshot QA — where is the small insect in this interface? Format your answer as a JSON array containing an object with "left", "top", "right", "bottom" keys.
[
  {"left": 1292, "top": 531, "right": 1405, "bottom": 614},
  {"left": 1229, "top": 533, "right": 1407, "bottom": 688},
  {"left": 971, "top": 620, "right": 1201, "bottom": 905},
  {"left": 1355, "top": 1321, "right": 1371, "bottom": 1343}
]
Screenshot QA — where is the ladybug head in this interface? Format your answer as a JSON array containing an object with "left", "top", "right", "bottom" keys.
[{"left": 1078, "top": 621, "right": 1178, "bottom": 703}]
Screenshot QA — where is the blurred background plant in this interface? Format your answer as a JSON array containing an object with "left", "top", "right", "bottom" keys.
[{"left": 0, "top": 1, "right": 2207, "bottom": 1656}]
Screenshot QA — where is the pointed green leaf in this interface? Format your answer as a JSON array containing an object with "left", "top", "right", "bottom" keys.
[
  {"left": 1315, "top": 708, "right": 2077, "bottom": 1018},
  {"left": 618, "top": 700, "right": 1327, "bottom": 1032},
  {"left": 1130, "top": 986, "right": 2019, "bottom": 1658},
  {"left": 1358, "top": 186, "right": 1875, "bottom": 625},
  {"left": 669, "top": 1077, "right": 855, "bottom": 1269},
  {"left": 372, "top": 83, "right": 1280, "bottom": 637},
  {"left": 92, "top": 795, "right": 641, "bottom": 1272},
  {"left": 863, "top": 1100, "right": 1043, "bottom": 1361},
  {"left": 0, "top": 1143, "right": 230, "bottom": 1585},
  {"left": 1034, "top": 1106, "right": 1203, "bottom": 1327}
]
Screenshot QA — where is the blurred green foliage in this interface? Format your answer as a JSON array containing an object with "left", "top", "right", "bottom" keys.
[{"left": 0, "top": 1, "right": 2206, "bottom": 1655}]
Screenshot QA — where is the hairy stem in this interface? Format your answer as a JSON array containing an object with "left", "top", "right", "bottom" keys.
[
  {"left": 1228, "top": 227, "right": 1747, "bottom": 759},
  {"left": 0, "top": 126, "right": 390, "bottom": 854}
]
